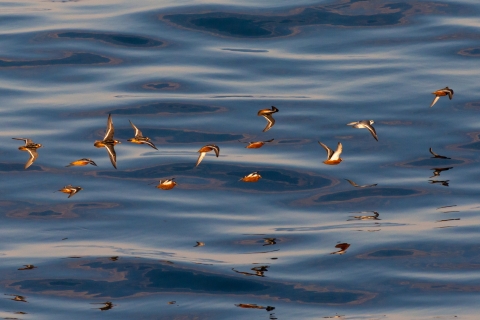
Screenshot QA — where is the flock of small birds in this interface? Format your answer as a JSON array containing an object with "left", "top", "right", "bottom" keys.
[
  {"left": 5, "top": 87, "right": 455, "bottom": 311},
  {"left": 11, "top": 86, "right": 454, "bottom": 198}
]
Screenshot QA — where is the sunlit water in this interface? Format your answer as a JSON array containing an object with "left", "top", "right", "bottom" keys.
[{"left": 1, "top": 0, "right": 480, "bottom": 319}]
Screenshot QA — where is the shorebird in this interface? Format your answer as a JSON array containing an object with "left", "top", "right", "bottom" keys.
[
  {"left": 12, "top": 138, "right": 42, "bottom": 169},
  {"left": 18, "top": 265, "right": 37, "bottom": 270},
  {"left": 241, "top": 138, "right": 274, "bottom": 149},
  {"left": 235, "top": 304, "right": 275, "bottom": 311},
  {"left": 5, "top": 294, "right": 27, "bottom": 303},
  {"left": 194, "top": 241, "right": 205, "bottom": 247},
  {"left": 240, "top": 171, "right": 262, "bottom": 182},
  {"left": 156, "top": 178, "right": 177, "bottom": 190},
  {"left": 92, "top": 301, "right": 114, "bottom": 311},
  {"left": 195, "top": 144, "right": 220, "bottom": 167},
  {"left": 58, "top": 185, "right": 83, "bottom": 198},
  {"left": 345, "top": 179, "right": 377, "bottom": 188},
  {"left": 330, "top": 243, "right": 350, "bottom": 255},
  {"left": 429, "top": 180, "right": 449, "bottom": 187},
  {"left": 429, "top": 148, "right": 451, "bottom": 159},
  {"left": 318, "top": 141, "right": 343, "bottom": 165},
  {"left": 430, "top": 167, "right": 453, "bottom": 178},
  {"left": 348, "top": 211, "right": 380, "bottom": 221},
  {"left": 109, "top": 256, "right": 119, "bottom": 261},
  {"left": 263, "top": 238, "right": 276, "bottom": 246},
  {"left": 257, "top": 106, "right": 278, "bottom": 132},
  {"left": 66, "top": 158, "right": 97, "bottom": 167},
  {"left": 346, "top": 120, "right": 378, "bottom": 141},
  {"left": 430, "top": 87, "right": 454, "bottom": 107},
  {"left": 94, "top": 114, "right": 121, "bottom": 169},
  {"left": 127, "top": 120, "right": 157, "bottom": 150}
]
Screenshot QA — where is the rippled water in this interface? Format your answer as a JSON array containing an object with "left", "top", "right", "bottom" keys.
[{"left": 1, "top": 0, "right": 480, "bottom": 319}]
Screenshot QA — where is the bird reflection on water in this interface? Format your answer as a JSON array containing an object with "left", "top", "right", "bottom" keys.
[
  {"left": 92, "top": 301, "right": 115, "bottom": 311},
  {"left": 430, "top": 167, "right": 453, "bottom": 178},
  {"left": 348, "top": 211, "right": 380, "bottom": 221},
  {"left": 331, "top": 243, "right": 350, "bottom": 255},
  {"left": 429, "top": 180, "right": 450, "bottom": 187},
  {"left": 5, "top": 294, "right": 27, "bottom": 303},
  {"left": 17, "top": 264, "right": 37, "bottom": 270},
  {"left": 232, "top": 265, "right": 269, "bottom": 277},
  {"left": 429, "top": 148, "right": 451, "bottom": 159},
  {"left": 235, "top": 303, "right": 275, "bottom": 312},
  {"left": 263, "top": 238, "right": 276, "bottom": 246},
  {"left": 345, "top": 179, "right": 377, "bottom": 188}
]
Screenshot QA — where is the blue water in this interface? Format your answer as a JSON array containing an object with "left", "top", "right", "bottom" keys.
[{"left": 1, "top": 0, "right": 480, "bottom": 319}]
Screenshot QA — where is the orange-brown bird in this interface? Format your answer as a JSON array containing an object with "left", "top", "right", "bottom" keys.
[
  {"left": 58, "top": 185, "right": 83, "bottom": 198},
  {"left": 318, "top": 141, "right": 343, "bottom": 165},
  {"left": 94, "top": 114, "right": 121, "bottom": 169},
  {"left": 257, "top": 106, "right": 278, "bottom": 132},
  {"left": 195, "top": 144, "right": 220, "bottom": 167},
  {"left": 240, "top": 171, "right": 262, "bottom": 182},
  {"left": 156, "top": 178, "right": 177, "bottom": 190},
  {"left": 66, "top": 158, "right": 97, "bottom": 167},
  {"left": 12, "top": 138, "right": 42, "bottom": 169},
  {"left": 127, "top": 120, "right": 157, "bottom": 150},
  {"left": 241, "top": 138, "right": 274, "bottom": 149},
  {"left": 430, "top": 87, "right": 454, "bottom": 107}
]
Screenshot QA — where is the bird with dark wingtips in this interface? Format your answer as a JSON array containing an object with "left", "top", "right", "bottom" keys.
[
  {"left": 156, "top": 178, "right": 177, "bottom": 190},
  {"left": 430, "top": 87, "right": 454, "bottom": 107},
  {"left": 429, "top": 148, "right": 451, "bottom": 159},
  {"left": 348, "top": 211, "right": 380, "bottom": 221},
  {"left": 345, "top": 179, "right": 377, "bottom": 188},
  {"left": 92, "top": 301, "right": 114, "bottom": 311},
  {"left": 127, "top": 120, "right": 158, "bottom": 150},
  {"left": 195, "top": 144, "right": 220, "bottom": 167},
  {"left": 18, "top": 264, "right": 37, "bottom": 270},
  {"left": 58, "top": 185, "right": 83, "bottom": 198},
  {"left": 429, "top": 180, "right": 449, "bottom": 187},
  {"left": 66, "top": 158, "right": 97, "bottom": 167},
  {"left": 257, "top": 106, "right": 278, "bottom": 132},
  {"left": 318, "top": 141, "right": 343, "bottom": 165},
  {"left": 241, "top": 138, "right": 274, "bottom": 149},
  {"left": 12, "top": 138, "right": 42, "bottom": 169},
  {"left": 94, "top": 114, "right": 121, "bottom": 169},
  {"left": 347, "top": 120, "right": 378, "bottom": 141},
  {"left": 240, "top": 171, "right": 262, "bottom": 182},
  {"left": 330, "top": 243, "right": 350, "bottom": 255},
  {"left": 430, "top": 167, "right": 453, "bottom": 178}
]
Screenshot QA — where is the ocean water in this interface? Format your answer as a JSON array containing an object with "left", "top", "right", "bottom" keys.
[{"left": 1, "top": 0, "right": 480, "bottom": 319}]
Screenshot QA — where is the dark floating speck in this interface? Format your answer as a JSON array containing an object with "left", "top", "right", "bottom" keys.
[
  {"left": 108, "top": 102, "right": 223, "bottom": 116},
  {"left": 160, "top": 1, "right": 442, "bottom": 38},
  {"left": 0, "top": 53, "right": 112, "bottom": 68},
  {"left": 55, "top": 32, "right": 163, "bottom": 47}
]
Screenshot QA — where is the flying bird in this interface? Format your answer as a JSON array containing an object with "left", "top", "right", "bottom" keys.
[
  {"left": 429, "top": 148, "right": 451, "bottom": 159},
  {"left": 12, "top": 138, "right": 42, "bottom": 169},
  {"left": 430, "top": 167, "right": 453, "bottom": 178},
  {"left": 348, "top": 211, "right": 380, "bottom": 221},
  {"left": 66, "top": 158, "right": 97, "bottom": 167},
  {"left": 346, "top": 120, "right": 378, "bottom": 141},
  {"left": 127, "top": 120, "right": 158, "bottom": 150},
  {"left": 429, "top": 180, "right": 449, "bottom": 187},
  {"left": 318, "top": 141, "right": 343, "bottom": 165},
  {"left": 94, "top": 114, "right": 121, "bottom": 169},
  {"left": 240, "top": 171, "right": 262, "bottom": 182},
  {"left": 241, "top": 138, "right": 274, "bottom": 149},
  {"left": 156, "top": 178, "right": 177, "bottom": 190},
  {"left": 257, "top": 106, "right": 278, "bottom": 132},
  {"left": 58, "top": 185, "right": 83, "bottom": 198},
  {"left": 330, "top": 243, "right": 350, "bottom": 255},
  {"left": 18, "top": 264, "right": 37, "bottom": 270},
  {"left": 345, "top": 179, "right": 377, "bottom": 188},
  {"left": 430, "top": 87, "right": 454, "bottom": 107},
  {"left": 195, "top": 144, "right": 220, "bottom": 167}
]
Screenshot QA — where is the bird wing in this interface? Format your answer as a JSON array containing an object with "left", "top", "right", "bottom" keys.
[
  {"left": 212, "top": 145, "right": 220, "bottom": 157},
  {"left": 430, "top": 96, "right": 440, "bottom": 107},
  {"left": 262, "top": 114, "right": 275, "bottom": 132},
  {"left": 318, "top": 142, "right": 334, "bottom": 159},
  {"left": 68, "top": 189, "right": 78, "bottom": 198},
  {"left": 129, "top": 120, "right": 142, "bottom": 137},
  {"left": 330, "top": 142, "right": 343, "bottom": 160},
  {"left": 144, "top": 140, "right": 158, "bottom": 150},
  {"left": 429, "top": 147, "right": 438, "bottom": 157},
  {"left": 104, "top": 144, "right": 117, "bottom": 169},
  {"left": 104, "top": 114, "right": 115, "bottom": 141},
  {"left": 25, "top": 148, "right": 38, "bottom": 169},
  {"left": 365, "top": 123, "right": 378, "bottom": 141},
  {"left": 89, "top": 159, "right": 98, "bottom": 166},
  {"left": 195, "top": 152, "right": 206, "bottom": 167},
  {"left": 448, "top": 90, "right": 453, "bottom": 100},
  {"left": 12, "top": 138, "right": 32, "bottom": 145},
  {"left": 345, "top": 179, "right": 358, "bottom": 187},
  {"left": 264, "top": 138, "right": 274, "bottom": 143},
  {"left": 346, "top": 121, "right": 359, "bottom": 127}
]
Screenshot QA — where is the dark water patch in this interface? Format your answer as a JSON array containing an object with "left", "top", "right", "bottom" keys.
[
  {"left": 396, "top": 158, "right": 466, "bottom": 168},
  {"left": 312, "top": 188, "right": 421, "bottom": 204},
  {"left": 6, "top": 202, "right": 117, "bottom": 219},
  {"left": 161, "top": 1, "right": 441, "bottom": 38},
  {"left": 143, "top": 82, "right": 180, "bottom": 90},
  {"left": 95, "top": 163, "right": 333, "bottom": 193},
  {"left": 222, "top": 48, "right": 269, "bottom": 53},
  {"left": 456, "top": 133, "right": 480, "bottom": 151},
  {"left": 0, "top": 162, "right": 43, "bottom": 172},
  {"left": 53, "top": 31, "right": 163, "bottom": 47},
  {"left": 357, "top": 249, "right": 427, "bottom": 260},
  {"left": 8, "top": 259, "right": 373, "bottom": 304},
  {"left": 0, "top": 53, "right": 112, "bottom": 68},
  {"left": 106, "top": 102, "right": 224, "bottom": 116},
  {"left": 458, "top": 47, "right": 480, "bottom": 57},
  {"left": 115, "top": 127, "right": 244, "bottom": 144}
]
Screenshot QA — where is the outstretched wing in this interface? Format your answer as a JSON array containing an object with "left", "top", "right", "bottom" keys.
[
  {"left": 104, "top": 144, "right": 117, "bottom": 169},
  {"left": 262, "top": 114, "right": 275, "bottom": 132},
  {"left": 195, "top": 152, "right": 206, "bottom": 167},
  {"left": 24, "top": 148, "right": 38, "bottom": 169},
  {"left": 345, "top": 179, "right": 358, "bottom": 187},
  {"left": 104, "top": 114, "right": 115, "bottom": 141},
  {"left": 12, "top": 138, "right": 32, "bottom": 145},
  {"left": 211, "top": 145, "right": 220, "bottom": 157},
  {"left": 144, "top": 140, "right": 158, "bottom": 150},
  {"left": 330, "top": 142, "right": 343, "bottom": 160},
  {"left": 430, "top": 96, "right": 440, "bottom": 108},
  {"left": 429, "top": 147, "right": 438, "bottom": 157},
  {"left": 68, "top": 189, "right": 78, "bottom": 198},
  {"left": 129, "top": 120, "right": 142, "bottom": 138},
  {"left": 318, "top": 142, "right": 333, "bottom": 159},
  {"left": 365, "top": 124, "right": 378, "bottom": 141}
]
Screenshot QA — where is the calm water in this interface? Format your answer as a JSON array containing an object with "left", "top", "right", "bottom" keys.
[{"left": 1, "top": 0, "right": 480, "bottom": 319}]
